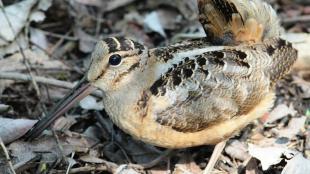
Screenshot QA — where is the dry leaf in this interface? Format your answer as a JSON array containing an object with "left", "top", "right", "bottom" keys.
[
  {"left": 144, "top": 11, "right": 167, "bottom": 38},
  {"left": 52, "top": 116, "right": 77, "bottom": 132},
  {"left": 80, "top": 155, "right": 107, "bottom": 164},
  {"left": 245, "top": 158, "right": 260, "bottom": 174},
  {"left": 155, "top": 9, "right": 182, "bottom": 30},
  {"left": 0, "top": 0, "right": 52, "bottom": 56},
  {"left": 282, "top": 153, "right": 310, "bottom": 174},
  {"left": 248, "top": 144, "right": 296, "bottom": 170},
  {"left": 0, "top": 117, "right": 37, "bottom": 144},
  {"left": 275, "top": 116, "right": 307, "bottom": 139},
  {"left": 225, "top": 140, "right": 251, "bottom": 161},
  {"left": 0, "top": 49, "right": 68, "bottom": 72},
  {"left": 115, "top": 165, "right": 140, "bottom": 174},
  {"left": 75, "top": 0, "right": 136, "bottom": 12},
  {"left": 283, "top": 33, "right": 310, "bottom": 70},
  {"left": 0, "top": 34, "right": 28, "bottom": 57},
  {"left": 74, "top": 28, "right": 97, "bottom": 53},
  {"left": 265, "top": 104, "right": 297, "bottom": 125},
  {"left": 173, "top": 159, "right": 202, "bottom": 174},
  {"left": 147, "top": 0, "right": 198, "bottom": 20},
  {"left": 0, "top": 0, "right": 37, "bottom": 45},
  {"left": 9, "top": 132, "right": 98, "bottom": 169},
  {"left": 74, "top": 0, "right": 102, "bottom": 6},
  {"left": 30, "top": 28, "right": 48, "bottom": 49},
  {"left": 79, "top": 95, "right": 104, "bottom": 110},
  {"left": 0, "top": 104, "right": 11, "bottom": 113}
]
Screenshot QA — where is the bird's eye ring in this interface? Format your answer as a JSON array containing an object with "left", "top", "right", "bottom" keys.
[{"left": 108, "top": 54, "right": 122, "bottom": 66}]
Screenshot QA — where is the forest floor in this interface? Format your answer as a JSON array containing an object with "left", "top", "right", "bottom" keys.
[{"left": 0, "top": 0, "right": 310, "bottom": 173}]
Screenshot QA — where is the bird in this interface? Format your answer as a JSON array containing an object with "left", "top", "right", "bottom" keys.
[{"left": 24, "top": 0, "right": 297, "bottom": 150}]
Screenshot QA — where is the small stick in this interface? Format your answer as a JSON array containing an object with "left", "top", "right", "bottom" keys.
[
  {"left": 0, "top": 137, "right": 16, "bottom": 174},
  {"left": 65, "top": 152, "right": 75, "bottom": 174},
  {"left": 282, "top": 15, "right": 310, "bottom": 25},
  {"left": 31, "top": 27, "right": 78, "bottom": 41},
  {"left": 0, "top": 72, "right": 102, "bottom": 97},
  {"left": 0, "top": 72, "right": 74, "bottom": 89},
  {"left": 203, "top": 141, "right": 227, "bottom": 174},
  {"left": 52, "top": 164, "right": 113, "bottom": 174},
  {"left": 139, "top": 149, "right": 174, "bottom": 169}
]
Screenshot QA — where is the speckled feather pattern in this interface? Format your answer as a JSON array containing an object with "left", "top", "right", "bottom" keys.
[
  {"left": 25, "top": 0, "right": 298, "bottom": 148},
  {"left": 147, "top": 38, "right": 296, "bottom": 132},
  {"left": 84, "top": 0, "right": 297, "bottom": 147}
]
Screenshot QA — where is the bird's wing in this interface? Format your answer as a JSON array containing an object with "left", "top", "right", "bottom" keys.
[{"left": 148, "top": 38, "right": 296, "bottom": 133}]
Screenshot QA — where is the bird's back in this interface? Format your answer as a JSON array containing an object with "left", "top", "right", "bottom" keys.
[{"left": 148, "top": 37, "right": 296, "bottom": 133}]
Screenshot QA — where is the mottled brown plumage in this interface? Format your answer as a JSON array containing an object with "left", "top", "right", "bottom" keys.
[
  {"left": 198, "top": 0, "right": 281, "bottom": 44},
  {"left": 24, "top": 0, "right": 297, "bottom": 148}
]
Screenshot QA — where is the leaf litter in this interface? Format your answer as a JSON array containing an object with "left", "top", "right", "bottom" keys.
[{"left": 0, "top": 0, "right": 309, "bottom": 173}]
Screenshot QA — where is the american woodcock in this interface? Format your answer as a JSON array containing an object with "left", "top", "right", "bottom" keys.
[{"left": 24, "top": 0, "right": 297, "bottom": 148}]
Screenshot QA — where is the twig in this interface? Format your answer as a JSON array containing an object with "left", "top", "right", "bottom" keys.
[
  {"left": 142, "top": 149, "right": 174, "bottom": 169},
  {"left": 13, "top": 155, "right": 41, "bottom": 173},
  {"left": 52, "top": 129, "right": 68, "bottom": 165},
  {"left": 0, "top": 72, "right": 74, "bottom": 88},
  {"left": 0, "top": 72, "right": 102, "bottom": 98},
  {"left": 236, "top": 157, "right": 253, "bottom": 173},
  {"left": 52, "top": 164, "right": 113, "bottom": 174},
  {"left": 113, "top": 142, "right": 132, "bottom": 163},
  {"left": 49, "top": 29, "right": 74, "bottom": 56},
  {"left": 0, "top": 137, "right": 16, "bottom": 174},
  {"left": 65, "top": 152, "right": 75, "bottom": 174},
  {"left": 282, "top": 15, "right": 310, "bottom": 25},
  {"left": 203, "top": 141, "right": 227, "bottom": 174},
  {"left": 31, "top": 27, "right": 78, "bottom": 41},
  {"left": 130, "top": 149, "right": 175, "bottom": 169}
]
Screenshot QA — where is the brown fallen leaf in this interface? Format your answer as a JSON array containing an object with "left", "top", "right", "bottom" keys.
[{"left": 245, "top": 158, "right": 260, "bottom": 174}]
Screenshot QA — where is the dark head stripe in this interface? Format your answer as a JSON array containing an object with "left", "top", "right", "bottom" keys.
[
  {"left": 119, "top": 37, "right": 135, "bottom": 51},
  {"left": 104, "top": 37, "right": 119, "bottom": 53},
  {"left": 104, "top": 37, "right": 145, "bottom": 53}
]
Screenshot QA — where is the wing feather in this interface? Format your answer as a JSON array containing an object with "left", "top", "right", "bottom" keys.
[{"left": 149, "top": 45, "right": 267, "bottom": 132}]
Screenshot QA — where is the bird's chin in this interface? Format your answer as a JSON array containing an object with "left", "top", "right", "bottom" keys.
[{"left": 92, "top": 80, "right": 110, "bottom": 92}]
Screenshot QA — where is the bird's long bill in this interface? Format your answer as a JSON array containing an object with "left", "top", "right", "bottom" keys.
[{"left": 23, "top": 77, "right": 96, "bottom": 141}]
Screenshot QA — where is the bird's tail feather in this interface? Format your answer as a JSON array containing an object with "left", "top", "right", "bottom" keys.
[{"left": 198, "top": 0, "right": 282, "bottom": 44}]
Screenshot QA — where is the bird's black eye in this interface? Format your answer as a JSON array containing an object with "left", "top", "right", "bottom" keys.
[{"left": 108, "top": 54, "right": 122, "bottom": 66}]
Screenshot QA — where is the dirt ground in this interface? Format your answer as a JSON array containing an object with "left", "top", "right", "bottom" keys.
[{"left": 0, "top": 0, "right": 309, "bottom": 173}]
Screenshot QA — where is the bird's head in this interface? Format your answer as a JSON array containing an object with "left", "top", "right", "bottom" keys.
[
  {"left": 87, "top": 37, "right": 148, "bottom": 91},
  {"left": 23, "top": 37, "right": 148, "bottom": 140}
]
